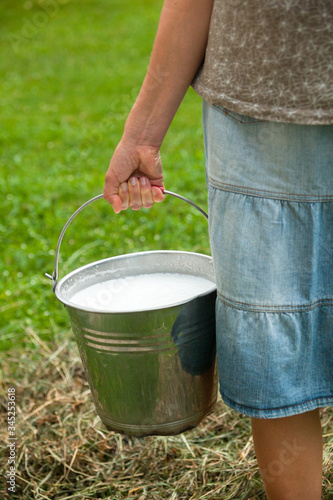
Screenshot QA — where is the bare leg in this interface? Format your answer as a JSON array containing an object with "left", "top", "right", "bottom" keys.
[{"left": 251, "top": 409, "right": 322, "bottom": 500}]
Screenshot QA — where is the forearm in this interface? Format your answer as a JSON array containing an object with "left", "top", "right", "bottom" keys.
[
  {"left": 123, "top": 0, "right": 214, "bottom": 147},
  {"left": 104, "top": 0, "right": 214, "bottom": 211}
]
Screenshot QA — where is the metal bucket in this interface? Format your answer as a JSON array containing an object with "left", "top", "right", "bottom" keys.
[{"left": 46, "top": 191, "right": 218, "bottom": 437}]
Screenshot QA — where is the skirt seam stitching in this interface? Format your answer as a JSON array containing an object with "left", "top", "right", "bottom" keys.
[
  {"left": 208, "top": 175, "right": 333, "bottom": 202},
  {"left": 221, "top": 392, "right": 333, "bottom": 413},
  {"left": 217, "top": 292, "right": 333, "bottom": 313}
]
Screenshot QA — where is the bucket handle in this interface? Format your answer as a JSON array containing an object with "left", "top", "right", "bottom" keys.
[{"left": 45, "top": 190, "right": 208, "bottom": 292}]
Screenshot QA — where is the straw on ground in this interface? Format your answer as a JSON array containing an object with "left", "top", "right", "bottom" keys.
[{"left": 1, "top": 328, "right": 332, "bottom": 499}]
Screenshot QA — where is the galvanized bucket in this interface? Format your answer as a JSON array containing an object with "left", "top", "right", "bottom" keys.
[{"left": 46, "top": 191, "right": 218, "bottom": 437}]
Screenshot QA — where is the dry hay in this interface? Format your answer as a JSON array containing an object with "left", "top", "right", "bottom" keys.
[{"left": 1, "top": 328, "right": 332, "bottom": 499}]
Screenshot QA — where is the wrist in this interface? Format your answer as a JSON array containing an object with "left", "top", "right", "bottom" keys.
[{"left": 124, "top": 94, "right": 174, "bottom": 147}]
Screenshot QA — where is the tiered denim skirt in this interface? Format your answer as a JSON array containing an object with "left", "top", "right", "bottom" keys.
[{"left": 203, "top": 101, "right": 333, "bottom": 418}]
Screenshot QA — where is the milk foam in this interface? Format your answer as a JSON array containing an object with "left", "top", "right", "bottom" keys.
[{"left": 69, "top": 273, "right": 215, "bottom": 311}]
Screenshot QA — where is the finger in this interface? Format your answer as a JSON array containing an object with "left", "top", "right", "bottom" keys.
[
  {"left": 128, "top": 176, "right": 142, "bottom": 210},
  {"left": 139, "top": 177, "right": 154, "bottom": 208},
  {"left": 118, "top": 182, "right": 129, "bottom": 210},
  {"left": 103, "top": 193, "right": 123, "bottom": 214},
  {"left": 152, "top": 186, "right": 166, "bottom": 203},
  {"left": 103, "top": 168, "right": 123, "bottom": 213}
]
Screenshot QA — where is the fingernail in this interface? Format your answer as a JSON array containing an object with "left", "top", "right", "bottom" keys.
[
  {"left": 121, "top": 182, "right": 128, "bottom": 192},
  {"left": 130, "top": 177, "right": 137, "bottom": 186},
  {"left": 140, "top": 177, "right": 147, "bottom": 186},
  {"left": 152, "top": 187, "right": 165, "bottom": 199}
]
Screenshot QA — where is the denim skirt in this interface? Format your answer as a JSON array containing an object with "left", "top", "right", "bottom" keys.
[{"left": 203, "top": 101, "right": 333, "bottom": 418}]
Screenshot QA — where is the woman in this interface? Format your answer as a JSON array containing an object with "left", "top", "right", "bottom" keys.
[{"left": 103, "top": 1, "right": 333, "bottom": 497}]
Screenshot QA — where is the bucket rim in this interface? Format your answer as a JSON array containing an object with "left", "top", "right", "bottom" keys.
[{"left": 54, "top": 250, "right": 216, "bottom": 314}]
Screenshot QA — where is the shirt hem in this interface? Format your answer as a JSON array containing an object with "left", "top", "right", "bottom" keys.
[{"left": 192, "top": 83, "right": 333, "bottom": 125}]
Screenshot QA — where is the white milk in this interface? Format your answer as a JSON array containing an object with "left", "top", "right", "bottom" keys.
[{"left": 70, "top": 273, "right": 215, "bottom": 312}]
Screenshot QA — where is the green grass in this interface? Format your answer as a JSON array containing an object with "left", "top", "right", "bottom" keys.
[
  {"left": 0, "top": 0, "right": 208, "bottom": 350},
  {"left": 0, "top": 1, "right": 332, "bottom": 499}
]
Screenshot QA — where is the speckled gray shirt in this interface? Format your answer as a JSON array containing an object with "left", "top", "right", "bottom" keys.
[{"left": 192, "top": 0, "right": 333, "bottom": 124}]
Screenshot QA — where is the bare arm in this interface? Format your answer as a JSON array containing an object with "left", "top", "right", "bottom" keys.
[{"left": 104, "top": 0, "right": 214, "bottom": 212}]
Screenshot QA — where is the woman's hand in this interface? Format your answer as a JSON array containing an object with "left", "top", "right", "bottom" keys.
[{"left": 103, "top": 140, "right": 165, "bottom": 213}]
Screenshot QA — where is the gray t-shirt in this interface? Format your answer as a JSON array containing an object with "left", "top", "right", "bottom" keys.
[{"left": 192, "top": 0, "right": 333, "bottom": 124}]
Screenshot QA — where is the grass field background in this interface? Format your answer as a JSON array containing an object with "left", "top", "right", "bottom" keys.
[{"left": 1, "top": 1, "right": 332, "bottom": 498}]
